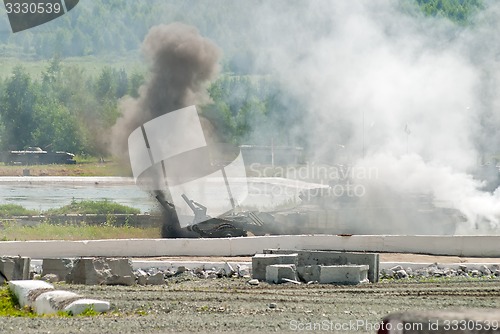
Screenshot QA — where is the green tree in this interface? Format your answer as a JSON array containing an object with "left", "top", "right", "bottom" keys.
[
  {"left": 32, "top": 99, "right": 82, "bottom": 152},
  {"left": 95, "top": 67, "right": 116, "bottom": 101},
  {"left": 0, "top": 66, "right": 39, "bottom": 149}
]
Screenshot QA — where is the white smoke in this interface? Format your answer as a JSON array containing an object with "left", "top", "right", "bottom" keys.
[{"left": 243, "top": 0, "right": 500, "bottom": 233}]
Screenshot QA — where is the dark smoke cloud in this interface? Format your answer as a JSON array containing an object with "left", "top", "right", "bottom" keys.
[{"left": 111, "top": 23, "right": 221, "bottom": 158}]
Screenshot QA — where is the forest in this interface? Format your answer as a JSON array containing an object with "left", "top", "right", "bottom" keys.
[{"left": 0, "top": 0, "right": 486, "bottom": 156}]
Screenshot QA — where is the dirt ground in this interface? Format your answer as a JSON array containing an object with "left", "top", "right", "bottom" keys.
[{"left": 1, "top": 273, "right": 499, "bottom": 334}]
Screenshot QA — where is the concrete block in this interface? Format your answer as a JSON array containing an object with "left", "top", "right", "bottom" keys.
[
  {"left": 297, "top": 265, "right": 321, "bottom": 282},
  {"left": 135, "top": 269, "right": 148, "bottom": 285},
  {"left": 264, "top": 249, "right": 379, "bottom": 283},
  {"left": 67, "top": 257, "right": 110, "bottom": 285},
  {"left": 380, "top": 309, "right": 500, "bottom": 333},
  {"left": 146, "top": 272, "right": 165, "bottom": 285},
  {"left": 319, "top": 265, "right": 369, "bottom": 284},
  {"left": 42, "top": 258, "right": 73, "bottom": 281},
  {"left": 34, "top": 290, "right": 82, "bottom": 314},
  {"left": 35, "top": 290, "right": 110, "bottom": 315},
  {"left": 105, "top": 258, "right": 135, "bottom": 280},
  {"left": 0, "top": 256, "right": 30, "bottom": 282},
  {"left": 67, "top": 257, "right": 135, "bottom": 285},
  {"left": 65, "top": 298, "right": 110, "bottom": 315},
  {"left": 265, "top": 264, "right": 297, "bottom": 284},
  {"left": 105, "top": 274, "right": 135, "bottom": 286},
  {"left": 252, "top": 253, "right": 298, "bottom": 281}
]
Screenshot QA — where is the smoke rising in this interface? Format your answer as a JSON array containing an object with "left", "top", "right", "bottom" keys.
[
  {"left": 240, "top": 1, "right": 500, "bottom": 234},
  {"left": 111, "top": 23, "right": 221, "bottom": 158},
  {"left": 110, "top": 23, "right": 222, "bottom": 238}
]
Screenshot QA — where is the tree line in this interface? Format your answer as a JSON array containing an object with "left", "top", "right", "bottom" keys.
[
  {"left": 0, "top": 1, "right": 484, "bottom": 62},
  {"left": 0, "top": 57, "right": 144, "bottom": 155},
  {"left": 0, "top": 58, "right": 298, "bottom": 156}
]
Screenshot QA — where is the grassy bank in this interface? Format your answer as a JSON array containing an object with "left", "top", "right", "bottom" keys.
[
  {"left": 0, "top": 200, "right": 141, "bottom": 217},
  {"left": 0, "top": 159, "right": 132, "bottom": 177},
  {"left": 0, "top": 201, "right": 160, "bottom": 241},
  {"left": 0, "top": 221, "right": 160, "bottom": 241},
  {"left": 45, "top": 199, "right": 140, "bottom": 215}
]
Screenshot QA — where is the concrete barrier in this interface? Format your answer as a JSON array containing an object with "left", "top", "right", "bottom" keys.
[
  {"left": 8, "top": 280, "right": 110, "bottom": 315},
  {"left": 2, "top": 235, "right": 500, "bottom": 258},
  {"left": 319, "top": 265, "right": 369, "bottom": 284}
]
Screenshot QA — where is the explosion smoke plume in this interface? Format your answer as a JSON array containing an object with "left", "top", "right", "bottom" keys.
[{"left": 111, "top": 23, "right": 221, "bottom": 158}]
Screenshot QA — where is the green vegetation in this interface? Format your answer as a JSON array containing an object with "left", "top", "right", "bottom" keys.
[
  {"left": 0, "top": 286, "right": 34, "bottom": 317},
  {"left": 0, "top": 200, "right": 140, "bottom": 216},
  {"left": 0, "top": 221, "right": 160, "bottom": 241},
  {"left": 413, "top": 0, "right": 484, "bottom": 23},
  {"left": 0, "top": 159, "right": 132, "bottom": 176},
  {"left": 45, "top": 199, "right": 140, "bottom": 215},
  {"left": 0, "top": 57, "right": 145, "bottom": 156},
  {"left": 0, "top": 204, "right": 38, "bottom": 217},
  {"left": 0, "top": 201, "right": 158, "bottom": 241}
]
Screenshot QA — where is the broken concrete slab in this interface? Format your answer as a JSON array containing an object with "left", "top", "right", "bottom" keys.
[
  {"left": 146, "top": 272, "right": 165, "bottom": 285},
  {"left": 67, "top": 257, "right": 110, "bottom": 285},
  {"left": 66, "top": 257, "right": 135, "bottom": 286},
  {"left": 319, "top": 265, "right": 369, "bottom": 284},
  {"left": 252, "top": 253, "right": 298, "bottom": 281},
  {"left": 135, "top": 269, "right": 148, "bottom": 285},
  {"left": 237, "top": 264, "right": 251, "bottom": 278},
  {"left": 105, "top": 258, "right": 135, "bottom": 281},
  {"left": 105, "top": 274, "right": 135, "bottom": 286},
  {"left": 264, "top": 249, "right": 379, "bottom": 283},
  {"left": 266, "top": 264, "right": 298, "bottom": 284},
  {"left": 0, "top": 256, "right": 30, "bottom": 283},
  {"left": 42, "top": 258, "right": 73, "bottom": 282}
]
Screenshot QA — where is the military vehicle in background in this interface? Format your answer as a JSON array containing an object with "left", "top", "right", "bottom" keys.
[{"left": 1, "top": 147, "right": 76, "bottom": 165}]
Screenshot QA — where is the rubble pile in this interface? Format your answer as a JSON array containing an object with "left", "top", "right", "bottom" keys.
[
  {"left": 132, "top": 263, "right": 252, "bottom": 285},
  {"left": 381, "top": 263, "right": 500, "bottom": 279},
  {"left": 38, "top": 257, "right": 252, "bottom": 286},
  {"left": 9, "top": 255, "right": 500, "bottom": 287}
]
